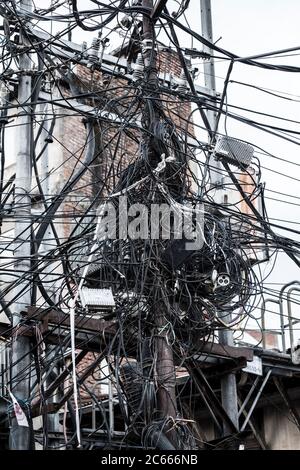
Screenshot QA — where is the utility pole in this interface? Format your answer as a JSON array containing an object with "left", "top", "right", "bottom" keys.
[
  {"left": 200, "top": 0, "right": 239, "bottom": 437},
  {"left": 10, "top": 0, "right": 33, "bottom": 450},
  {"left": 142, "top": 0, "right": 178, "bottom": 448},
  {"left": 200, "top": 0, "right": 221, "bottom": 186}
]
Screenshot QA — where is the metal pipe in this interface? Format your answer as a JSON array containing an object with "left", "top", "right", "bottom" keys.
[
  {"left": 240, "top": 369, "right": 272, "bottom": 432},
  {"left": 286, "top": 287, "right": 300, "bottom": 352},
  {"left": 261, "top": 298, "right": 284, "bottom": 351},
  {"left": 219, "top": 312, "right": 239, "bottom": 434},
  {"left": 238, "top": 376, "right": 260, "bottom": 418},
  {"left": 237, "top": 397, "right": 267, "bottom": 449},
  {"left": 279, "top": 283, "right": 300, "bottom": 349},
  {"left": 261, "top": 281, "right": 300, "bottom": 354}
]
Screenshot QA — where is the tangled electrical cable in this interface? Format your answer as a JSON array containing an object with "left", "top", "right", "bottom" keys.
[{"left": 0, "top": 0, "right": 299, "bottom": 451}]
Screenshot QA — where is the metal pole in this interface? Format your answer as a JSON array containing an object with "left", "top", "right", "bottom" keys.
[
  {"left": 238, "top": 376, "right": 260, "bottom": 418},
  {"left": 279, "top": 281, "right": 300, "bottom": 353},
  {"left": 200, "top": 0, "right": 221, "bottom": 186},
  {"left": 240, "top": 369, "right": 272, "bottom": 432},
  {"left": 261, "top": 298, "right": 283, "bottom": 351},
  {"left": 218, "top": 313, "right": 239, "bottom": 435},
  {"left": 10, "top": 0, "right": 33, "bottom": 450},
  {"left": 286, "top": 287, "right": 300, "bottom": 351},
  {"left": 200, "top": 0, "right": 216, "bottom": 128}
]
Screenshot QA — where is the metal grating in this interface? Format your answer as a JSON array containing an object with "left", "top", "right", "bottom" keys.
[{"left": 214, "top": 136, "right": 254, "bottom": 169}]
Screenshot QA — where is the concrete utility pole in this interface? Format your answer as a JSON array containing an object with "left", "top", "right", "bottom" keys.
[
  {"left": 200, "top": 0, "right": 221, "bottom": 186},
  {"left": 200, "top": 0, "right": 239, "bottom": 437},
  {"left": 200, "top": 0, "right": 217, "bottom": 128},
  {"left": 218, "top": 314, "right": 239, "bottom": 435},
  {"left": 10, "top": 0, "right": 33, "bottom": 450}
]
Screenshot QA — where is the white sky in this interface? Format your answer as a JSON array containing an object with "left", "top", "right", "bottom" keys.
[
  {"left": 26, "top": 1, "right": 300, "bottom": 344},
  {"left": 209, "top": 0, "right": 300, "bottom": 342}
]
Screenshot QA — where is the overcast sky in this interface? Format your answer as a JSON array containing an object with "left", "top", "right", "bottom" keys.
[
  {"left": 30, "top": 0, "right": 300, "bottom": 344},
  {"left": 208, "top": 1, "right": 300, "bottom": 341}
]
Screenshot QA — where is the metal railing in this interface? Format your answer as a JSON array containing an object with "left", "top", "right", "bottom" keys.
[{"left": 261, "top": 281, "right": 300, "bottom": 354}]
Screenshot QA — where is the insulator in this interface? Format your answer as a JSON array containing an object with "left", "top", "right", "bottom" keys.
[
  {"left": 87, "top": 37, "right": 101, "bottom": 67},
  {"left": 132, "top": 53, "right": 144, "bottom": 81},
  {"left": 177, "top": 70, "right": 188, "bottom": 93},
  {"left": 121, "top": 0, "right": 142, "bottom": 29},
  {"left": 131, "top": 0, "right": 142, "bottom": 18},
  {"left": 142, "top": 39, "right": 155, "bottom": 55},
  {"left": 136, "top": 53, "right": 144, "bottom": 67},
  {"left": 81, "top": 41, "right": 87, "bottom": 54}
]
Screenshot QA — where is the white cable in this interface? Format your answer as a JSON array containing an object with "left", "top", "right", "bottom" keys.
[{"left": 69, "top": 295, "right": 81, "bottom": 448}]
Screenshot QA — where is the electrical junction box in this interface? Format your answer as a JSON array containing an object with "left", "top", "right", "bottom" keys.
[
  {"left": 214, "top": 136, "right": 254, "bottom": 169},
  {"left": 80, "top": 287, "right": 115, "bottom": 311}
]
